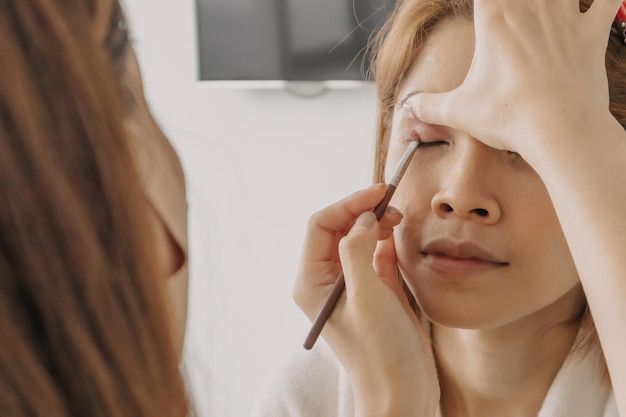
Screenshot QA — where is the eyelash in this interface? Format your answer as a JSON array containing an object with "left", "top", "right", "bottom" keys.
[
  {"left": 403, "top": 135, "right": 449, "bottom": 150},
  {"left": 416, "top": 140, "right": 447, "bottom": 149},
  {"left": 414, "top": 141, "right": 521, "bottom": 159},
  {"left": 407, "top": 139, "right": 526, "bottom": 167}
]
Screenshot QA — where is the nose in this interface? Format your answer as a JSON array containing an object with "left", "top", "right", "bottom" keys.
[{"left": 431, "top": 139, "right": 502, "bottom": 224}]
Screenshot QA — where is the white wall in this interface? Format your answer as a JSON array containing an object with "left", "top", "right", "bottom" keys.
[{"left": 122, "top": 1, "right": 378, "bottom": 415}]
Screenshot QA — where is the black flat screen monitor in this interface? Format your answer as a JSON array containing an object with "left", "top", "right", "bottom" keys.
[{"left": 196, "top": 0, "right": 397, "bottom": 82}]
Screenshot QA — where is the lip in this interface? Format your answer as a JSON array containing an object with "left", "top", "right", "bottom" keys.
[{"left": 421, "top": 238, "right": 508, "bottom": 275}]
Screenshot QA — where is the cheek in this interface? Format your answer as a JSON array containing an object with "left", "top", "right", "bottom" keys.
[
  {"left": 385, "top": 150, "right": 437, "bottom": 257},
  {"left": 384, "top": 121, "right": 418, "bottom": 180},
  {"left": 390, "top": 170, "right": 580, "bottom": 328},
  {"left": 389, "top": 182, "right": 432, "bottom": 262},
  {"left": 513, "top": 197, "right": 579, "bottom": 290},
  {"left": 388, "top": 164, "right": 434, "bottom": 221}
]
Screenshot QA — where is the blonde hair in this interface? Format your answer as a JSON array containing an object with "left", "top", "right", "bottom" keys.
[{"left": 367, "top": 0, "right": 626, "bottom": 378}]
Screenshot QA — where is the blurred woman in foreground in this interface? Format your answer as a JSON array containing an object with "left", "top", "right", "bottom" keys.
[{"left": 0, "top": 1, "right": 189, "bottom": 416}]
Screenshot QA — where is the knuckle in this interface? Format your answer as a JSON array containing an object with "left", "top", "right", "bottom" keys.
[
  {"left": 292, "top": 280, "right": 314, "bottom": 316},
  {"left": 292, "top": 282, "right": 306, "bottom": 308},
  {"left": 306, "top": 210, "right": 323, "bottom": 230},
  {"left": 338, "top": 234, "right": 362, "bottom": 258}
]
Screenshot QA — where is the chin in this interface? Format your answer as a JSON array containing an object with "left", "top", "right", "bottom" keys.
[
  {"left": 410, "top": 287, "right": 512, "bottom": 330},
  {"left": 419, "top": 306, "right": 489, "bottom": 330}
]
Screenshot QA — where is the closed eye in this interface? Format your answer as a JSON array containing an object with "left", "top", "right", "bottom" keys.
[{"left": 417, "top": 140, "right": 448, "bottom": 149}]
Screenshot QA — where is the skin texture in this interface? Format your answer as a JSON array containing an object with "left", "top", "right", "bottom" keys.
[
  {"left": 388, "top": 21, "right": 583, "bottom": 416},
  {"left": 295, "top": 0, "right": 626, "bottom": 416},
  {"left": 407, "top": 0, "right": 626, "bottom": 414},
  {"left": 388, "top": 22, "right": 581, "bottom": 332}
]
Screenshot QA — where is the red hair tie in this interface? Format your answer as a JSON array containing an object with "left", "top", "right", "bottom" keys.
[{"left": 614, "top": 1, "right": 626, "bottom": 44}]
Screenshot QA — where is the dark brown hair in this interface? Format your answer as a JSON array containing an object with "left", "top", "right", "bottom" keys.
[{"left": 0, "top": 1, "right": 188, "bottom": 416}]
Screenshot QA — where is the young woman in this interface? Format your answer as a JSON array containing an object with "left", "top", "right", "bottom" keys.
[
  {"left": 253, "top": 0, "right": 626, "bottom": 416},
  {"left": 0, "top": 1, "right": 189, "bottom": 416}
]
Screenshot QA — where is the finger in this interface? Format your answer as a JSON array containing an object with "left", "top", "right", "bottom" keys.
[
  {"left": 378, "top": 206, "right": 403, "bottom": 229},
  {"left": 588, "top": 0, "right": 624, "bottom": 26},
  {"left": 374, "top": 238, "right": 420, "bottom": 323},
  {"left": 377, "top": 226, "right": 396, "bottom": 242},
  {"left": 377, "top": 206, "right": 403, "bottom": 240},
  {"left": 404, "top": 91, "right": 459, "bottom": 131},
  {"left": 300, "top": 183, "right": 387, "bottom": 268},
  {"left": 373, "top": 237, "right": 404, "bottom": 299},
  {"left": 338, "top": 212, "right": 380, "bottom": 296}
]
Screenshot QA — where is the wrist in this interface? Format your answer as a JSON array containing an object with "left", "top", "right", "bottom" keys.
[
  {"left": 351, "top": 371, "right": 438, "bottom": 417},
  {"left": 518, "top": 111, "right": 624, "bottom": 175}
]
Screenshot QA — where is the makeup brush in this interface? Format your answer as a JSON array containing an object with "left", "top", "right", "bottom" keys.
[{"left": 303, "top": 140, "right": 419, "bottom": 350}]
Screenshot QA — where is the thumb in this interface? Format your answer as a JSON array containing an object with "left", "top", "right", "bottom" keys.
[
  {"left": 373, "top": 237, "right": 403, "bottom": 298},
  {"left": 338, "top": 212, "right": 379, "bottom": 296},
  {"left": 405, "top": 90, "right": 456, "bottom": 128}
]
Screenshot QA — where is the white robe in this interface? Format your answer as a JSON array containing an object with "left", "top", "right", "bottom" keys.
[{"left": 251, "top": 337, "right": 618, "bottom": 417}]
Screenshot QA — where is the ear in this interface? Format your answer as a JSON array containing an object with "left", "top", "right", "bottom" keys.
[{"left": 91, "top": 0, "right": 114, "bottom": 44}]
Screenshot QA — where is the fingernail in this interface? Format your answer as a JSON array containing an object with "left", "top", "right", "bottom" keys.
[
  {"left": 354, "top": 212, "right": 377, "bottom": 229},
  {"left": 402, "top": 101, "right": 417, "bottom": 119},
  {"left": 386, "top": 206, "right": 401, "bottom": 216}
]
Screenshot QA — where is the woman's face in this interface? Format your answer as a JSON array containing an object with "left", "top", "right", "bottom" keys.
[{"left": 386, "top": 20, "right": 581, "bottom": 330}]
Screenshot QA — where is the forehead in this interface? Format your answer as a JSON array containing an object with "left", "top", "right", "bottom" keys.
[{"left": 398, "top": 19, "right": 475, "bottom": 100}]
